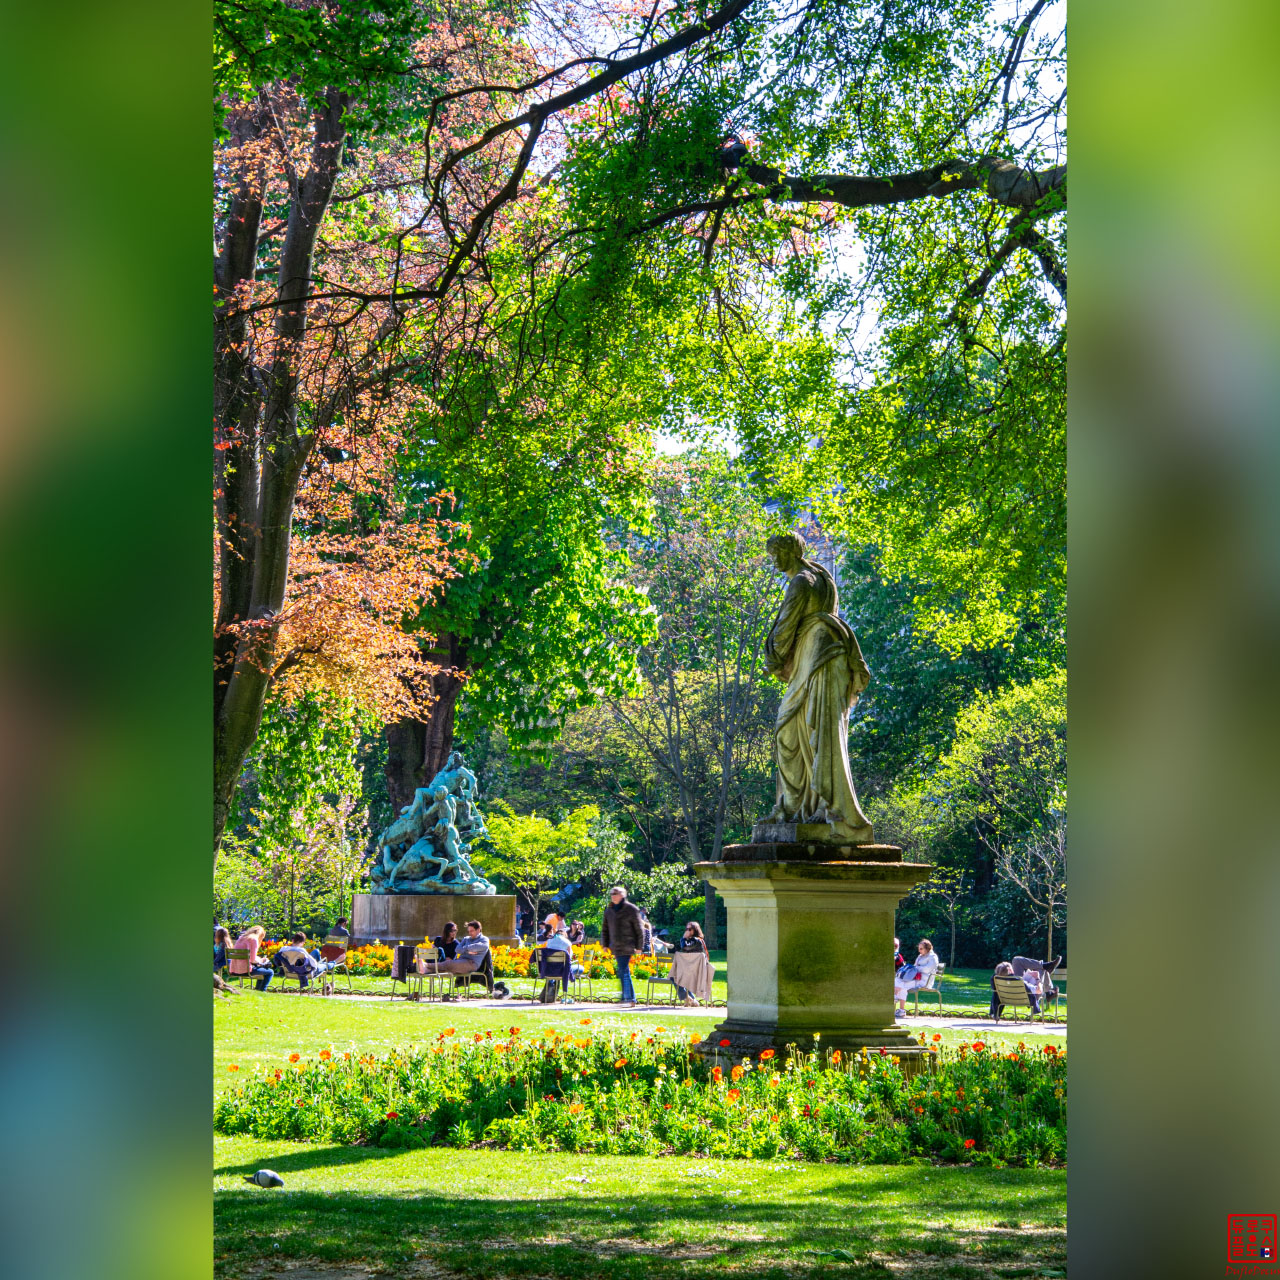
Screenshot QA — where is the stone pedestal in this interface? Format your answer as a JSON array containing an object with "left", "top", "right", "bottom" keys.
[
  {"left": 351, "top": 892, "right": 518, "bottom": 947},
  {"left": 696, "top": 846, "right": 932, "bottom": 1069}
]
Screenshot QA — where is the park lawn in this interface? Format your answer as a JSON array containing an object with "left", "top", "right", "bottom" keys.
[
  {"left": 215, "top": 1138, "right": 1066, "bottom": 1279},
  {"left": 215, "top": 994, "right": 1067, "bottom": 1277},
  {"left": 215, "top": 985, "right": 1065, "bottom": 1096}
]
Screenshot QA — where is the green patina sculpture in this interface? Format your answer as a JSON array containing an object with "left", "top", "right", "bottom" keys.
[
  {"left": 760, "top": 530, "right": 874, "bottom": 844},
  {"left": 369, "top": 750, "right": 496, "bottom": 895}
]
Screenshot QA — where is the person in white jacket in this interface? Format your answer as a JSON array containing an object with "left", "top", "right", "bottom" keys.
[{"left": 894, "top": 939, "right": 939, "bottom": 1016}]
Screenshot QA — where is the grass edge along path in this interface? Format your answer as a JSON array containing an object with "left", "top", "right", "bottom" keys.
[{"left": 215, "top": 1136, "right": 1067, "bottom": 1279}]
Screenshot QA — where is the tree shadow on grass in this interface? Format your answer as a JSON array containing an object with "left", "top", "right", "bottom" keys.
[{"left": 215, "top": 1155, "right": 1065, "bottom": 1280}]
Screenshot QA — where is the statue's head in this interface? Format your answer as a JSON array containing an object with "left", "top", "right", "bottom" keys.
[
  {"left": 434, "top": 786, "right": 447, "bottom": 800},
  {"left": 447, "top": 750, "right": 462, "bottom": 767},
  {"left": 767, "top": 531, "right": 806, "bottom": 572}
]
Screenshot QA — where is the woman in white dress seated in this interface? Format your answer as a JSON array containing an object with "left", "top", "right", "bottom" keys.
[{"left": 894, "top": 938, "right": 939, "bottom": 1017}]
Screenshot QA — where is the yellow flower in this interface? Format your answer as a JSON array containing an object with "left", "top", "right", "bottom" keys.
[
  {"left": 689, "top": 1033, "right": 702, "bottom": 1046},
  {"left": 568, "top": 1103, "right": 584, "bottom": 1114}
]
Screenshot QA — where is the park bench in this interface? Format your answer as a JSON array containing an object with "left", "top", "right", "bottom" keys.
[
  {"left": 1046, "top": 967, "right": 1066, "bottom": 1018},
  {"left": 909, "top": 963, "right": 946, "bottom": 1015},
  {"left": 644, "top": 952, "right": 679, "bottom": 1005},
  {"left": 319, "top": 935, "right": 352, "bottom": 993},
  {"left": 991, "top": 974, "right": 1045, "bottom": 1022}
]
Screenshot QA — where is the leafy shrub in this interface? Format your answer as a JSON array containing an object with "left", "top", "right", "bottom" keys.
[{"left": 216, "top": 1030, "right": 1065, "bottom": 1167}]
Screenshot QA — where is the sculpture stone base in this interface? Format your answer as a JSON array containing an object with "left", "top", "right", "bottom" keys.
[
  {"left": 695, "top": 847, "right": 933, "bottom": 1074},
  {"left": 751, "top": 821, "right": 875, "bottom": 845},
  {"left": 351, "top": 892, "right": 518, "bottom": 948}
]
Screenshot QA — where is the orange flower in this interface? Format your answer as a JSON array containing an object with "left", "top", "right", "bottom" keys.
[
  {"left": 343, "top": 1052, "right": 351, "bottom": 1061},
  {"left": 730, "top": 1065, "right": 744, "bottom": 1081},
  {"left": 689, "top": 1034, "right": 702, "bottom": 1046},
  {"left": 831, "top": 1050, "right": 842, "bottom": 1064},
  {"left": 971, "top": 1041, "right": 985, "bottom": 1052},
  {"left": 726, "top": 1088, "right": 741, "bottom": 1104},
  {"left": 712, "top": 1066, "right": 723, "bottom": 1082},
  {"left": 289, "top": 1053, "right": 300, "bottom": 1063},
  {"left": 759, "top": 1049, "right": 776, "bottom": 1061},
  {"left": 614, "top": 1058, "right": 628, "bottom": 1068},
  {"left": 654, "top": 1026, "right": 665, "bottom": 1032},
  {"left": 227, "top": 1064, "right": 239, "bottom": 1072},
  {"left": 319, "top": 1049, "right": 332, "bottom": 1060},
  {"left": 932, "top": 1034, "right": 942, "bottom": 1042},
  {"left": 580, "top": 1018, "right": 592, "bottom": 1026},
  {"left": 568, "top": 1103, "right": 584, "bottom": 1114},
  {"left": 474, "top": 1033, "right": 484, "bottom": 1042},
  {"left": 443, "top": 1027, "right": 456, "bottom": 1036},
  {"left": 769, "top": 1114, "right": 779, "bottom": 1123}
]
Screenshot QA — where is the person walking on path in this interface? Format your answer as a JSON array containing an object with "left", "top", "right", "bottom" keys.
[{"left": 601, "top": 885, "right": 644, "bottom": 1006}]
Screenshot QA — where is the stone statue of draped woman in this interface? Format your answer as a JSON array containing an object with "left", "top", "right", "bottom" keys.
[{"left": 763, "top": 531, "right": 874, "bottom": 843}]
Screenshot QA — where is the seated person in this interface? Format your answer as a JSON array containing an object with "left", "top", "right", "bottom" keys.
[
  {"left": 1012, "top": 954, "right": 1061, "bottom": 1002},
  {"left": 638, "top": 907, "right": 655, "bottom": 954},
  {"left": 229, "top": 924, "right": 274, "bottom": 990},
  {"left": 433, "top": 921, "right": 459, "bottom": 960},
  {"left": 990, "top": 959, "right": 1045, "bottom": 1015},
  {"left": 416, "top": 920, "right": 506, "bottom": 998},
  {"left": 329, "top": 916, "right": 350, "bottom": 939},
  {"left": 894, "top": 937, "right": 906, "bottom": 972},
  {"left": 673, "top": 921, "right": 707, "bottom": 1004},
  {"left": 545, "top": 926, "right": 584, "bottom": 979},
  {"left": 536, "top": 913, "right": 561, "bottom": 943},
  {"left": 276, "top": 931, "right": 325, "bottom": 989},
  {"left": 893, "top": 938, "right": 939, "bottom": 1015},
  {"left": 214, "top": 926, "right": 231, "bottom": 973},
  {"left": 566, "top": 919, "right": 586, "bottom": 945}
]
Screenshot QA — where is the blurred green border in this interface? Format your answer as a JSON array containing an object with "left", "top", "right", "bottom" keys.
[
  {"left": 0, "top": 0, "right": 1276, "bottom": 1276},
  {"left": 0, "top": 2, "right": 211, "bottom": 1278}
]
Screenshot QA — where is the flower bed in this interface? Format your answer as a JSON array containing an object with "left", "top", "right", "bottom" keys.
[
  {"left": 256, "top": 940, "right": 624, "bottom": 980},
  {"left": 492, "top": 944, "right": 617, "bottom": 980},
  {"left": 258, "top": 940, "right": 394, "bottom": 976},
  {"left": 215, "top": 1029, "right": 1065, "bottom": 1166}
]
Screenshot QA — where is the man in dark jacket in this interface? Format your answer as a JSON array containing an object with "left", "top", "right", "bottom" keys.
[{"left": 601, "top": 885, "right": 644, "bottom": 1006}]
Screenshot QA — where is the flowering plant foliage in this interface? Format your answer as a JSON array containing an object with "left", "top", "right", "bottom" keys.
[{"left": 216, "top": 1032, "right": 1065, "bottom": 1165}]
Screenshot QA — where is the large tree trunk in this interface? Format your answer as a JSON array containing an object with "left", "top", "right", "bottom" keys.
[
  {"left": 382, "top": 632, "right": 468, "bottom": 818},
  {"left": 213, "top": 89, "right": 349, "bottom": 860}
]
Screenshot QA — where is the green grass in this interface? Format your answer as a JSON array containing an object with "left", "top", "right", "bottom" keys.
[
  {"left": 215, "top": 1138, "right": 1066, "bottom": 1278},
  {"left": 215, "top": 986, "right": 1067, "bottom": 1277}
]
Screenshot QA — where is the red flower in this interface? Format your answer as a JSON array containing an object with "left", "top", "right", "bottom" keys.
[
  {"left": 386, "top": 1111, "right": 399, "bottom": 1120},
  {"left": 971, "top": 1041, "right": 985, "bottom": 1052},
  {"left": 712, "top": 1066, "right": 723, "bottom": 1082},
  {"left": 726, "top": 1088, "right": 741, "bottom": 1104},
  {"left": 878, "top": 1047, "right": 887, "bottom": 1057},
  {"left": 932, "top": 1034, "right": 942, "bottom": 1042},
  {"left": 227, "top": 1064, "right": 239, "bottom": 1071},
  {"left": 759, "top": 1049, "right": 776, "bottom": 1061},
  {"left": 474, "top": 1033, "right": 483, "bottom": 1042},
  {"left": 719, "top": 1039, "right": 731, "bottom": 1047},
  {"left": 801, "top": 1104, "right": 812, "bottom": 1117},
  {"left": 509, "top": 1027, "right": 521, "bottom": 1036},
  {"left": 964, "top": 1138, "right": 976, "bottom": 1149}
]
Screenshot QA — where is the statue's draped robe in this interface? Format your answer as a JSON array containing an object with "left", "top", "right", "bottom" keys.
[{"left": 765, "top": 559, "right": 873, "bottom": 840}]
